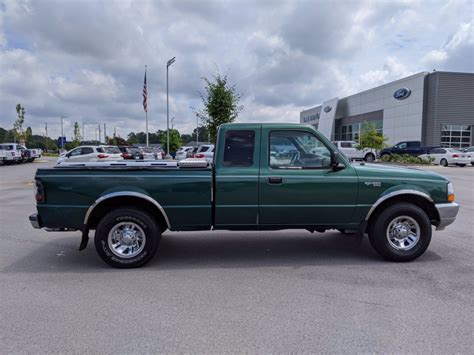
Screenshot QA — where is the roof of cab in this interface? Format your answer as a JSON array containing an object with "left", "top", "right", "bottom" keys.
[{"left": 219, "top": 122, "right": 314, "bottom": 130}]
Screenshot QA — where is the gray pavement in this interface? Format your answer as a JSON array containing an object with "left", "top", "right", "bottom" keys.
[{"left": 0, "top": 158, "right": 473, "bottom": 353}]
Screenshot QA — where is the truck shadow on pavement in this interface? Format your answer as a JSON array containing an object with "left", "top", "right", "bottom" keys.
[{"left": 4, "top": 230, "right": 442, "bottom": 273}]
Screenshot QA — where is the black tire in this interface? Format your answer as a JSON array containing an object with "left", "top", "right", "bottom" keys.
[
  {"left": 471, "top": 162, "right": 474, "bottom": 166},
  {"left": 368, "top": 203, "right": 431, "bottom": 262},
  {"left": 440, "top": 158, "right": 448, "bottom": 167},
  {"left": 364, "top": 153, "right": 375, "bottom": 162},
  {"left": 94, "top": 208, "right": 161, "bottom": 268}
]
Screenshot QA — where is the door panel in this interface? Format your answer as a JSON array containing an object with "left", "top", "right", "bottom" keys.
[
  {"left": 214, "top": 127, "right": 261, "bottom": 227},
  {"left": 259, "top": 128, "right": 358, "bottom": 227}
]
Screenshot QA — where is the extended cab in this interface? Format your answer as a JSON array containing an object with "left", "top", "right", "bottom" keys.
[{"left": 30, "top": 123, "right": 459, "bottom": 268}]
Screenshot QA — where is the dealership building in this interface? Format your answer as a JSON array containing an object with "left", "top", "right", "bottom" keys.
[{"left": 300, "top": 71, "right": 474, "bottom": 148}]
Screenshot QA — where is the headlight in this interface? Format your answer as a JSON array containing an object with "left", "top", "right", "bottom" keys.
[{"left": 447, "top": 182, "right": 455, "bottom": 202}]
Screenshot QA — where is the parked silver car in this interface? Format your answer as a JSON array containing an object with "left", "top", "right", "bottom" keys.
[{"left": 419, "top": 148, "right": 470, "bottom": 167}]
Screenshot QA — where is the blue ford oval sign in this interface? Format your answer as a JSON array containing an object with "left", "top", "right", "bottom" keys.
[{"left": 393, "top": 88, "right": 411, "bottom": 100}]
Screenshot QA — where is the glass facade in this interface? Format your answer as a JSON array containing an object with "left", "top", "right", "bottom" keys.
[
  {"left": 334, "top": 120, "right": 383, "bottom": 142},
  {"left": 440, "top": 125, "right": 472, "bottom": 148}
]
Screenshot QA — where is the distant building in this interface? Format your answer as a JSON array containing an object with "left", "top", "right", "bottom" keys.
[{"left": 300, "top": 71, "right": 474, "bottom": 148}]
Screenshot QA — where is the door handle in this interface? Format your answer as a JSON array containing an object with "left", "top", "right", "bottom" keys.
[{"left": 268, "top": 176, "right": 282, "bottom": 184}]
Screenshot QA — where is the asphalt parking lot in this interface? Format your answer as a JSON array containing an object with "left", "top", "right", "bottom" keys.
[{"left": 0, "top": 158, "right": 473, "bottom": 353}]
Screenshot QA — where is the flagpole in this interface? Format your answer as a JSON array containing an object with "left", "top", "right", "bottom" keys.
[{"left": 145, "top": 65, "right": 149, "bottom": 147}]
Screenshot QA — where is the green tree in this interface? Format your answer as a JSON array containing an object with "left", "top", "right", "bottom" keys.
[
  {"left": 356, "top": 121, "right": 388, "bottom": 151},
  {"left": 73, "top": 122, "right": 81, "bottom": 143},
  {"left": 108, "top": 136, "right": 128, "bottom": 146},
  {"left": 14, "top": 104, "right": 26, "bottom": 141},
  {"left": 159, "top": 129, "right": 182, "bottom": 154},
  {"left": 25, "top": 126, "right": 33, "bottom": 142},
  {"left": 127, "top": 132, "right": 139, "bottom": 144},
  {"left": 195, "top": 73, "right": 243, "bottom": 143}
]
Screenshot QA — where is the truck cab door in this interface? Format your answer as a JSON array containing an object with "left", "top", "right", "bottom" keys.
[
  {"left": 214, "top": 126, "right": 261, "bottom": 228},
  {"left": 258, "top": 127, "right": 358, "bottom": 227}
]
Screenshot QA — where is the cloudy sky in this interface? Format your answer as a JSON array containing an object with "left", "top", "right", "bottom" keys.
[{"left": 1, "top": 0, "right": 473, "bottom": 140}]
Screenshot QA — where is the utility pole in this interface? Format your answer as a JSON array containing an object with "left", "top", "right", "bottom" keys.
[
  {"left": 82, "top": 122, "right": 85, "bottom": 144},
  {"left": 45, "top": 122, "right": 48, "bottom": 151},
  {"left": 98, "top": 124, "right": 102, "bottom": 143},
  {"left": 104, "top": 123, "right": 107, "bottom": 143}
]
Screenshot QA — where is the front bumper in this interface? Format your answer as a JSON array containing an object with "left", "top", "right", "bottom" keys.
[
  {"left": 29, "top": 213, "right": 43, "bottom": 229},
  {"left": 435, "top": 202, "right": 460, "bottom": 230}
]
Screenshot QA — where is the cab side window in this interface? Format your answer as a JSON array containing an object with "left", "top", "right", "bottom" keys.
[
  {"left": 269, "top": 131, "right": 331, "bottom": 169},
  {"left": 223, "top": 130, "right": 255, "bottom": 166},
  {"left": 82, "top": 147, "right": 94, "bottom": 155}
]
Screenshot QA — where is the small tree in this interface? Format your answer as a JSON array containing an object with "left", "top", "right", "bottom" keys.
[
  {"left": 159, "top": 129, "right": 182, "bottom": 154},
  {"left": 73, "top": 122, "right": 81, "bottom": 143},
  {"left": 195, "top": 73, "right": 243, "bottom": 143},
  {"left": 14, "top": 104, "right": 26, "bottom": 142},
  {"left": 357, "top": 121, "right": 388, "bottom": 151}
]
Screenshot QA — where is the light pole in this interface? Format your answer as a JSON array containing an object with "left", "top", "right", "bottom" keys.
[{"left": 166, "top": 56, "right": 175, "bottom": 158}]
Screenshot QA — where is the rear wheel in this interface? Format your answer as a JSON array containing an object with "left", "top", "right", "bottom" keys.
[
  {"left": 94, "top": 208, "right": 161, "bottom": 268},
  {"left": 440, "top": 158, "right": 448, "bottom": 167},
  {"left": 368, "top": 203, "right": 431, "bottom": 262},
  {"left": 364, "top": 153, "right": 375, "bottom": 162}
]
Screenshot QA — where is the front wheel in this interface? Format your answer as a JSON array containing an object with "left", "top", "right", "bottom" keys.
[
  {"left": 440, "top": 158, "right": 448, "bottom": 167},
  {"left": 368, "top": 203, "right": 432, "bottom": 262},
  {"left": 94, "top": 208, "right": 161, "bottom": 268}
]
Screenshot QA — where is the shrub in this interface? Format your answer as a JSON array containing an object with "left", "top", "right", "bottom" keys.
[{"left": 380, "top": 154, "right": 434, "bottom": 165}]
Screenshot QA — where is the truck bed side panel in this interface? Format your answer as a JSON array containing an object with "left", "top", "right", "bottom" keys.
[{"left": 35, "top": 168, "right": 212, "bottom": 230}]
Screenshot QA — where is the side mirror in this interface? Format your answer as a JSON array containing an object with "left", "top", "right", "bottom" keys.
[
  {"left": 66, "top": 153, "right": 71, "bottom": 158},
  {"left": 331, "top": 151, "right": 342, "bottom": 171}
]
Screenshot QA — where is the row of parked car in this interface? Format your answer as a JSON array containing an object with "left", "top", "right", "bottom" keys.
[
  {"left": 57, "top": 145, "right": 165, "bottom": 164},
  {"left": 0, "top": 143, "right": 43, "bottom": 165},
  {"left": 335, "top": 140, "right": 474, "bottom": 167},
  {"left": 176, "top": 144, "right": 215, "bottom": 161}
]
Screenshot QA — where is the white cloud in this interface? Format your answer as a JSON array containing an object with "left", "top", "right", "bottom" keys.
[{"left": 0, "top": 0, "right": 472, "bottom": 140}]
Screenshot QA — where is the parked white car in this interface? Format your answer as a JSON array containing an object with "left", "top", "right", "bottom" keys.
[
  {"left": 57, "top": 145, "right": 124, "bottom": 164},
  {"left": 0, "top": 146, "right": 20, "bottom": 164},
  {"left": 0, "top": 143, "right": 42, "bottom": 162},
  {"left": 463, "top": 147, "right": 474, "bottom": 166},
  {"left": 193, "top": 144, "right": 215, "bottom": 162},
  {"left": 176, "top": 146, "right": 195, "bottom": 160},
  {"left": 419, "top": 147, "right": 470, "bottom": 167},
  {"left": 332, "top": 141, "right": 376, "bottom": 162}
]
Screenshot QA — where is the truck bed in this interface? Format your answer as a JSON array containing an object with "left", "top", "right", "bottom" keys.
[{"left": 36, "top": 161, "right": 213, "bottom": 231}]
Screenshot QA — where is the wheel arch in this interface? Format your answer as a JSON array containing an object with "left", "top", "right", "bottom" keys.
[
  {"left": 84, "top": 192, "right": 170, "bottom": 232},
  {"left": 365, "top": 190, "right": 439, "bottom": 232}
]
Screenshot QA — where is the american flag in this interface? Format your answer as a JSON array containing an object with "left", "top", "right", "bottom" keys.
[{"left": 143, "top": 68, "right": 147, "bottom": 113}]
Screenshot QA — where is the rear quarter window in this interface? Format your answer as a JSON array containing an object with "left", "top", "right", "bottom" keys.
[{"left": 223, "top": 130, "right": 255, "bottom": 167}]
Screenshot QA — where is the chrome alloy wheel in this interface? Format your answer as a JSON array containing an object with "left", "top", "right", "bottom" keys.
[
  {"left": 107, "top": 222, "right": 146, "bottom": 258},
  {"left": 386, "top": 215, "right": 421, "bottom": 251}
]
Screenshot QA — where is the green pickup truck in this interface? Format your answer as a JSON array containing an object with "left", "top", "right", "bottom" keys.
[{"left": 30, "top": 123, "right": 459, "bottom": 268}]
